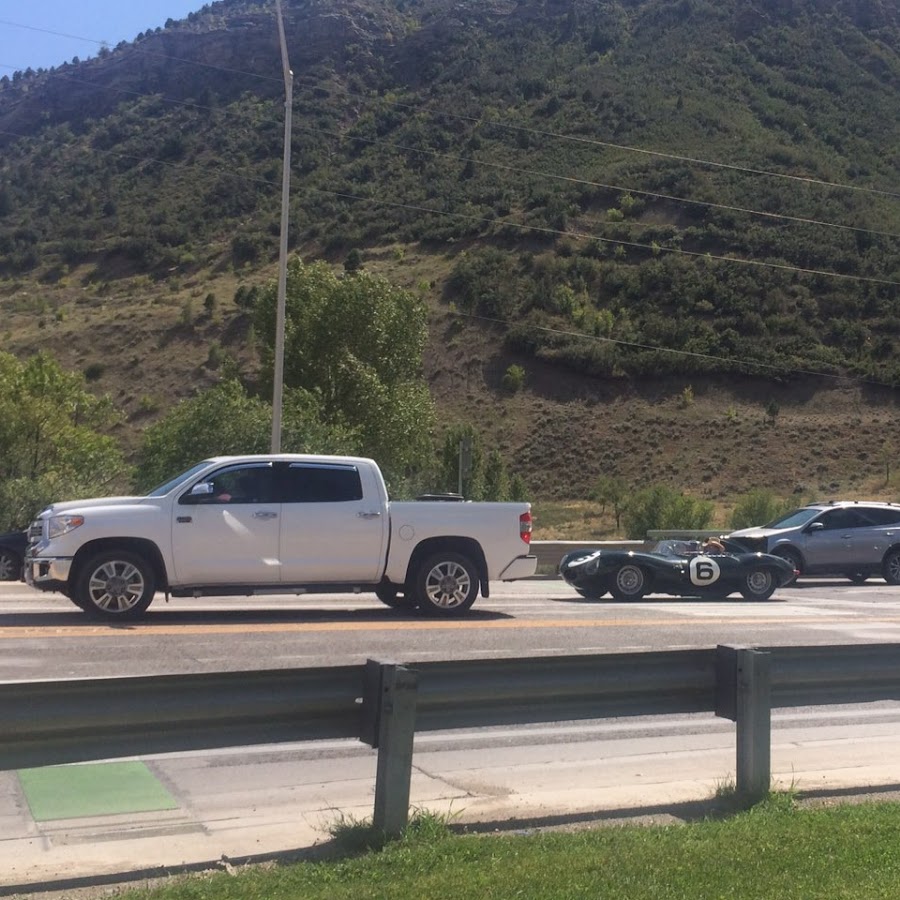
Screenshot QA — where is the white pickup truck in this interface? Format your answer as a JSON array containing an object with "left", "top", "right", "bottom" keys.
[{"left": 25, "top": 454, "right": 537, "bottom": 620}]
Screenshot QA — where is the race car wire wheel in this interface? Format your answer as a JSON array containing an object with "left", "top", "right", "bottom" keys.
[
  {"left": 611, "top": 564, "right": 647, "bottom": 601},
  {"left": 740, "top": 568, "right": 776, "bottom": 601}
]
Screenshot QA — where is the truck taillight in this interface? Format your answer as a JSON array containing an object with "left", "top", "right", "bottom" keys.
[{"left": 519, "top": 511, "right": 532, "bottom": 544}]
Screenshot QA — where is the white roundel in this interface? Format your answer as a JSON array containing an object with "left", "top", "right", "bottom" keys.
[{"left": 689, "top": 556, "right": 721, "bottom": 586}]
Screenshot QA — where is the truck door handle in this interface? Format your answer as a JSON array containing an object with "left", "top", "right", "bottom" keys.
[
  {"left": 357, "top": 510, "right": 382, "bottom": 519},
  {"left": 176, "top": 516, "right": 192, "bottom": 524},
  {"left": 253, "top": 511, "right": 278, "bottom": 520}
]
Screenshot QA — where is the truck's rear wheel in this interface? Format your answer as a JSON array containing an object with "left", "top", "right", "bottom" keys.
[
  {"left": 413, "top": 552, "right": 478, "bottom": 616},
  {"left": 75, "top": 551, "right": 155, "bottom": 620}
]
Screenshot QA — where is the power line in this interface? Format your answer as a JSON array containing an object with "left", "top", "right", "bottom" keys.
[
  {"left": 0, "top": 123, "right": 897, "bottom": 289},
  {"left": 3, "top": 14, "right": 897, "bottom": 203},
  {"left": 453, "top": 312, "right": 898, "bottom": 389},
  {"left": 299, "top": 121, "right": 900, "bottom": 242},
  {"left": 314, "top": 187, "right": 900, "bottom": 287},
  {"left": 3, "top": 62, "right": 895, "bottom": 246},
  {"left": 314, "top": 84, "right": 900, "bottom": 202},
  {"left": 0, "top": 19, "right": 282, "bottom": 83}
]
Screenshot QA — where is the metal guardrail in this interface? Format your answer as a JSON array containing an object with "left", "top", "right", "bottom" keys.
[
  {"left": 529, "top": 540, "right": 647, "bottom": 569},
  {"left": 3, "top": 643, "right": 900, "bottom": 833}
]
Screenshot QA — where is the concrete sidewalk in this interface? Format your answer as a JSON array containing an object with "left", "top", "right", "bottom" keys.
[{"left": 3, "top": 723, "right": 900, "bottom": 897}]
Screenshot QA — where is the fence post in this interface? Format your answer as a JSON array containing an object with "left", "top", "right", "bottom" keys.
[
  {"left": 372, "top": 663, "right": 419, "bottom": 835},
  {"left": 735, "top": 647, "right": 771, "bottom": 803}
]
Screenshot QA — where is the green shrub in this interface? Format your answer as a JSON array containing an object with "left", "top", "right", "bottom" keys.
[
  {"left": 623, "top": 485, "right": 714, "bottom": 539},
  {"left": 502, "top": 364, "right": 526, "bottom": 393},
  {"left": 729, "top": 490, "right": 794, "bottom": 531}
]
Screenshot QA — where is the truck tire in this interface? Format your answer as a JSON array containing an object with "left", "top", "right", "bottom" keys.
[
  {"left": 75, "top": 550, "right": 156, "bottom": 620},
  {"left": 0, "top": 548, "right": 21, "bottom": 582},
  {"left": 413, "top": 551, "right": 479, "bottom": 616}
]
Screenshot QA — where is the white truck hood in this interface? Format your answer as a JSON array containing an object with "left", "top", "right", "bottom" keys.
[{"left": 42, "top": 496, "right": 150, "bottom": 515}]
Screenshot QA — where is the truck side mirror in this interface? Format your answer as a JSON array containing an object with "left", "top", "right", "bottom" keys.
[{"left": 181, "top": 482, "right": 214, "bottom": 504}]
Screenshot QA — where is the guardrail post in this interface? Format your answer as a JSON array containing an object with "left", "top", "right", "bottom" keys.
[
  {"left": 736, "top": 648, "right": 771, "bottom": 803},
  {"left": 372, "top": 663, "right": 419, "bottom": 836},
  {"left": 715, "top": 645, "right": 771, "bottom": 804}
]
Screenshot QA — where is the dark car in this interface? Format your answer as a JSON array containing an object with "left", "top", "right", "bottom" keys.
[
  {"left": 0, "top": 530, "right": 27, "bottom": 581},
  {"left": 559, "top": 538, "right": 796, "bottom": 602}
]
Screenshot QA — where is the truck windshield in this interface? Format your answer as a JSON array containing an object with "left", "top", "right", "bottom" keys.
[{"left": 146, "top": 461, "right": 214, "bottom": 497}]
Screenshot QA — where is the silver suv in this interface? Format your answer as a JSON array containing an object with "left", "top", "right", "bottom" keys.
[{"left": 729, "top": 501, "right": 900, "bottom": 585}]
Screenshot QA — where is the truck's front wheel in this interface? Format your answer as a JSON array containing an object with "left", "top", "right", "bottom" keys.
[
  {"left": 75, "top": 551, "right": 155, "bottom": 620},
  {"left": 413, "top": 552, "right": 479, "bottom": 616}
]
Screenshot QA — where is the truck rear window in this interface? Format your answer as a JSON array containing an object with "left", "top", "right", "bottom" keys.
[{"left": 282, "top": 464, "right": 363, "bottom": 503}]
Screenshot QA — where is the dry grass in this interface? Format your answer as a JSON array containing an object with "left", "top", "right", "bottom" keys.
[{"left": 3, "top": 253, "right": 900, "bottom": 518}]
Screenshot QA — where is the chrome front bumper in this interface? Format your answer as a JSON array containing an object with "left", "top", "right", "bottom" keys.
[{"left": 25, "top": 556, "right": 73, "bottom": 589}]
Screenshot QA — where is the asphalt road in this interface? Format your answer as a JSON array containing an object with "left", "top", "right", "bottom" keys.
[
  {"left": 2, "top": 576, "right": 900, "bottom": 678},
  {"left": 4, "top": 576, "right": 900, "bottom": 890}
]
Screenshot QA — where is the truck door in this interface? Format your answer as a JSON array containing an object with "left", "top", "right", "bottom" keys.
[
  {"left": 277, "top": 462, "right": 387, "bottom": 583},
  {"left": 171, "top": 463, "right": 281, "bottom": 584}
]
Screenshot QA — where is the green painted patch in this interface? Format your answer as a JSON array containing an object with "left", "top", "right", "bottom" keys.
[{"left": 18, "top": 761, "right": 178, "bottom": 821}]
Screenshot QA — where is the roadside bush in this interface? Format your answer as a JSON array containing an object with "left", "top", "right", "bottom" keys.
[
  {"left": 623, "top": 485, "right": 713, "bottom": 539},
  {"left": 729, "top": 489, "right": 795, "bottom": 531}
]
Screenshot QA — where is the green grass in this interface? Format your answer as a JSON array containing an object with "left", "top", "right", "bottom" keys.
[{"left": 113, "top": 798, "right": 900, "bottom": 900}]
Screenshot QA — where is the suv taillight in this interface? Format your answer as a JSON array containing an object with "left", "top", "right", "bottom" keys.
[{"left": 519, "top": 511, "right": 532, "bottom": 544}]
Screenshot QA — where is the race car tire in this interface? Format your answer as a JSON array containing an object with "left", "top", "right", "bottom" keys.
[
  {"left": 739, "top": 567, "right": 776, "bottom": 601},
  {"left": 610, "top": 564, "right": 649, "bottom": 602}
]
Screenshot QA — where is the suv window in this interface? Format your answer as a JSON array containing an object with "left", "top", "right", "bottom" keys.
[
  {"left": 282, "top": 464, "right": 363, "bottom": 503},
  {"left": 863, "top": 508, "right": 900, "bottom": 526},
  {"left": 815, "top": 508, "right": 870, "bottom": 530}
]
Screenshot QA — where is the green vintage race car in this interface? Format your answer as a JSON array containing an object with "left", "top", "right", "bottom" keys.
[{"left": 559, "top": 538, "right": 797, "bottom": 602}]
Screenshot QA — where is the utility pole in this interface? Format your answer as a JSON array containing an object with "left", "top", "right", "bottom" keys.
[{"left": 271, "top": 0, "right": 293, "bottom": 452}]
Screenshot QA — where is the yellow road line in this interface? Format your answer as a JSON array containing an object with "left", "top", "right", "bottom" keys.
[{"left": 1, "top": 615, "right": 898, "bottom": 639}]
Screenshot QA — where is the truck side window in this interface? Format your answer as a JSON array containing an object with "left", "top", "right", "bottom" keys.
[
  {"left": 282, "top": 464, "right": 363, "bottom": 503},
  {"left": 180, "top": 465, "right": 275, "bottom": 504}
]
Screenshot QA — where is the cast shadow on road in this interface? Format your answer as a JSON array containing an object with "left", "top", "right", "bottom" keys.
[
  {"left": 0, "top": 605, "right": 516, "bottom": 628},
  {"left": 550, "top": 593, "right": 790, "bottom": 605},
  {"left": 453, "top": 781, "right": 900, "bottom": 835}
]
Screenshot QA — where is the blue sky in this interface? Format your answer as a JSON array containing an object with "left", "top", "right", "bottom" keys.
[{"left": 0, "top": 1, "right": 207, "bottom": 73}]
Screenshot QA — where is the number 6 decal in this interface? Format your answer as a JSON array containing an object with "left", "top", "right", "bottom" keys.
[{"left": 689, "top": 556, "right": 720, "bottom": 586}]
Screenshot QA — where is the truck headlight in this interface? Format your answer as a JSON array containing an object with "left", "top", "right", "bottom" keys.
[{"left": 48, "top": 515, "right": 85, "bottom": 538}]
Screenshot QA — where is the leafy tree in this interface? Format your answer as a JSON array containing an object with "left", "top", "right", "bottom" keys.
[
  {"left": 436, "top": 424, "right": 485, "bottom": 500},
  {"left": 253, "top": 259, "right": 435, "bottom": 481},
  {"left": 133, "top": 378, "right": 358, "bottom": 493},
  {"left": 593, "top": 475, "right": 629, "bottom": 530},
  {"left": 484, "top": 449, "right": 510, "bottom": 501},
  {"left": 622, "top": 485, "right": 714, "bottom": 539},
  {"left": 0, "top": 352, "right": 128, "bottom": 530}
]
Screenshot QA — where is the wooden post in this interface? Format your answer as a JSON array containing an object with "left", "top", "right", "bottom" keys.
[{"left": 372, "top": 664, "right": 419, "bottom": 835}]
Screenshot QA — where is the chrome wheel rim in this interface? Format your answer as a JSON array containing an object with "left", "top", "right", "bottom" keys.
[
  {"left": 88, "top": 560, "right": 145, "bottom": 613},
  {"left": 424, "top": 560, "right": 471, "bottom": 610},
  {"left": 888, "top": 554, "right": 900, "bottom": 582}
]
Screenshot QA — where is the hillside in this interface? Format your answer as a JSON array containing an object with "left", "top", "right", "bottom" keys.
[{"left": 1, "top": 0, "right": 899, "bottom": 513}]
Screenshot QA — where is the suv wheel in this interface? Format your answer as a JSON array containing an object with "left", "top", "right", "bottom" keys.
[
  {"left": 883, "top": 549, "right": 900, "bottom": 586},
  {"left": 772, "top": 547, "right": 802, "bottom": 585}
]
